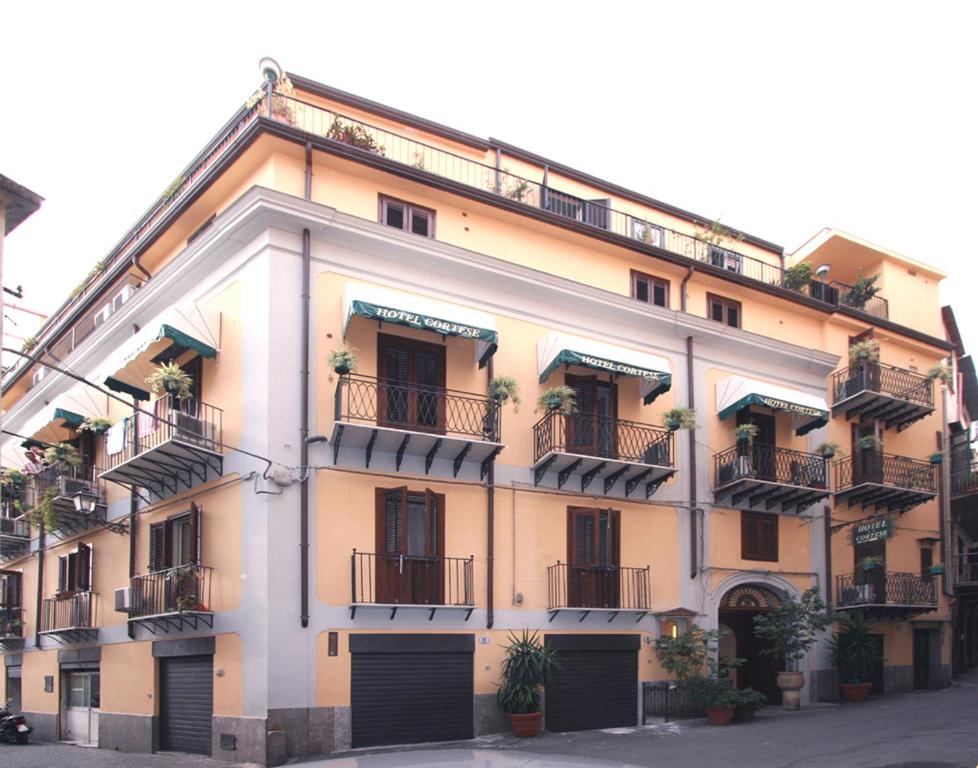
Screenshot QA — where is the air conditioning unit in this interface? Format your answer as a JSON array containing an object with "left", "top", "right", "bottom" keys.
[
  {"left": 112, "top": 283, "right": 134, "bottom": 311},
  {"left": 31, "top": 367, "right": 47, "bottom": 387},
  {"left": 92, "top": 303, "right": 112, "bottom": 329},
  {"left": 59, "top": 476, "right": 93, "bottom": 499},
  {"left": 114, "top": 587, "right": 131, "bottom": 613},
  {"left": 174, "top": 413, "right": 216, "bottom": 445}
]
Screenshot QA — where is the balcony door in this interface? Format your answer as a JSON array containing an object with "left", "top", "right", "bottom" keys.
[
  {"left": 736, "top": 410, "right": 776, "bottom": 481},
  {"left": 567, "top": 507, "right": 620, "bottom": 608},
  {"left": 854, "top": 537, "right": 887, "bottom": 599},
  {"left": 375, "top": 487, "right": 445, "bottom": 605},
  {"left": 566, "top": 375, "right": 617, "bottom": 458},
  {"left": 377, "top": 334, "right": 446, "bottom": 433},
  {"left": 851, "top": 422, "right": 883, "bottom": 484}
]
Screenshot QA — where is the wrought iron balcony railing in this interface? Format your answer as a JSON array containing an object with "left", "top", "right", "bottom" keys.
[
  {"left": 547, "top": 562, "right": 651, "bottom": 612},
  {"left": 40, "top": 591, "right": 98, "bottom": 633},
  {"left": 129, "top": 565, "right": 213, "bottom": 618},
  {"left": 0, "top": 516, "right": 30, "bottom": 540},
  {"left": 714, "top": 443, "right": 827, "bottom": 490},
  {"left": 836, "top": 572, "right": 937, "bottom": 609},
  {"left": 335, "top": 373, "right": 500, "bottom": 442},
  {"left": 105, "top": 397, "right": 223, "bottom": 470},
  {"left": 28, "top": 462, "right": 103, "bottom": 506},
  {"left": 351, "top": 550, "right": 474, "bottom": 609},
  {"left": 835, "top": 452, "right": 935, "bottom": 493},
  {"left": 954, "top": 554, "right": 978, "bottom": 585},
  {"left": 0, "top": 607, "right": 24, "bottom": 639},
  {"left": 532, "top": 410, "right": 673, "bottom": 466},
  {"left": 831, "top": 363, "right": 933, "bottom": 409},
  {"left": 952, "top": 460, "right": 978, "bottom": 497}
]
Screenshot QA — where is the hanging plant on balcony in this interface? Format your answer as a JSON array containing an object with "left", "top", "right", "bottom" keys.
[
  {"left": 536, "top": 386, "right": 577, "bottom": 415},
  {"left": 929, "top": 451, "right": 944, "bottom": 465},
  {"left": 663, "top": 407, "right": 697, "bottom": 431},
  {"left": 25, "top": 487, "right": 58, "bottom": 531},
  {"left": 782, "top": 262, "right": 814, "bottom": 291},
  {"left": 21, "top": 336, "right": 37, "bottom": 353},
  {"left": 489, "top": 376, "right": 521, "bottom": 412},
  {"left": 0, "top": 468, "right": 25, "bottom": 487},
  {"left": 926, "top": 363, "right": 953, "bottom": 386},
  {"left": 78, "top": 416, "right": 113, "bottom": 434},
  {"left": 44, "top": 442, "right": 82, "bottom": 468},
  {"left": 734, "top": 423, "right": 760, "bottom": 444},
  {"left": 814, "top": 442, "right": 842, "bottom": 459},
  {"left": 146, "top": 362, "right": 193, "bottom": 400},
  {"left": 848, "top": 339, "right": 880, "bottom": 365},
  {"left": 860, "top": 555, "right": 884, "bottom": 571},
  {"left": 844, "top": 274, "right": 880, "bottom": 310},
  {"left": 326, "top": 118, "right": 386, "bottom": 155},
  {"left": 857, "top": 435, "right": 883, "bottom": 452},
  {"left": 328, "top": 346, "right": 357, "bottom": 375}
]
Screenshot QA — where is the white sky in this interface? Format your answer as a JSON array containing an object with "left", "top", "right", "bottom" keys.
[{"left": 2, "top": 1, "right": 976, "bottom": 359}]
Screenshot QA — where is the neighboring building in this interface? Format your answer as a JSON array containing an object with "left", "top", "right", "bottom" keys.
[{"left": 0, "top": 65, "right": 956, "bottom": 763}]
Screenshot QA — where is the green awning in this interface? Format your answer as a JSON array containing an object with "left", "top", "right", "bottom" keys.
[
  {"left": 105, "top": 377, "right": 151, "bottom": 402},
  {"left": 716, "top": 376, "right": 829, "bottom": 436},
  {"left": 537, "top": 332, "right": 672, "bottom": 404},
  {"left": 53, "top": 409, "right": 85, "bottom": 429},
  {"left": 158, "top": 324, "right": 217, "bottom": 359}
]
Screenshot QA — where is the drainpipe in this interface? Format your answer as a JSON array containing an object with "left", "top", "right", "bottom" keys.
[
  {"left": 823, "top": 503, "right": 833, "bottom": 607},
  {"left": 128, "top": 394, "right": 141, "bottom": 640},
  {"left": 486, "top": 356, "right": 495, "bottom": 629},
  {"left": 305, "top": 142, "right": 313, "bottom": 199},
  {"left": 131, "top": 252, "right": 151, "bottom": 282},
  {"left": 680, "top": 266, "right": 694, "bottom": 313},
  {"left": 686, "top": 335, "right": 697, "bottom": 578},
  {"left": 298, "top": 146, "right": 314, "bottom": 628},
  {"left": 34, "top": 523, "right": 44, "bottom": 648}
]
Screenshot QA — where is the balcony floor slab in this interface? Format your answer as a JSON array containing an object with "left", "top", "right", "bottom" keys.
[
  {"left": 531, "top": 450, "right": 674, "bottom": 498},
  {"left": 100, "top": 438, "right": 224, "bottom": 499},
  {"left": 714, "top": 477, "right": 830, "bottom": 514}
]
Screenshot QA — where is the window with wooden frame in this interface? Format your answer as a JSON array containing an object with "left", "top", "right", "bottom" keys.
[
  {"left": 708, "top": 293, "right": 741, "bottom": 328},
  {"left": 374, "top": 487, "right": 445, "bottom": 605},
  {"left": 148, "top": 504, "right": 201, "bottom": 573},
  {"left": 377, "top": 333, "right": 446, "bottom": 432},
  {"left": 741, "top": 511, "right": 778, "bottom": 562},
  {"left": 379, "top": 196, "right": 435, "bottom": 238},
  {"left": 57, "top": 544, "right": 92, "bottom": 594},
  {"left": 0, "top": 570, "right": 22, "bottom": 609},
  {"left": 920, "top": 546, "right": 934, "bottom": 582},
  {"left": 631, "top": 271, "right": 670, "bottom": 309}
]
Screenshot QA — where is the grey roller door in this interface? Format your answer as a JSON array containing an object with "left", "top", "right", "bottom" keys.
[
  {"left": 350, "top": 634, "right": 473, "bottom": 748},
  {"left": 545, "top": 634, "right": 639, "bottom": 732},
  {"left": 159, "top": 655, "right": 213, "bottom": 754}
]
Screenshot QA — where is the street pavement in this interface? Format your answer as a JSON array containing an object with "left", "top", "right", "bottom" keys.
[{"left": 3, "top": 673, "right": 976, "bottom": 768}]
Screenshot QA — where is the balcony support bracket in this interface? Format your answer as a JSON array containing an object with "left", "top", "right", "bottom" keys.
[
  {"left": 453, "top": 443, "right": 471, "bottom": 478},
  {"left": 364, "top": 429, "right": 377, "bottom": 469},
  {"left": 534, "top": 455, "right": 557, "bottom": 486},
  {"left": 581, "top": 462, "right": 606, "bottom": 493},
  {"left": 332, "top": 425, "right": 344, "bottom": 464},
  {"left": 425, "top": 439, "right": 442, "bottom": 475},
  {"left": 558, "top": 459, "right": 583, "bottom": 490},
  {"left": 480, "top": 446, "right": 503, "bottom": 481},
  {"left": 604, "top": 466, "right": 628, "bottom": 495},
  {"left": 395, "top": 434, "right": 411, "bottom": 472},
  {"left": 625, "top": 469, "right": 652, "bottom": 497}
]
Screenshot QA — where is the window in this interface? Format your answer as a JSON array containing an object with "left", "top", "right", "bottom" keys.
[
  {"left": 380, "top": 196, "right": 435, "bottom": 238},
  {"left": 0, "top": 571, "right": 22, "bottom": 609},
  {"left": 57, "top": 544, "right": 92, "bottom": 594},
  {"left": 920, "top": 546, "right": 934, "bottom": 582},
  {"left": 708, "top": 293, "right": 741, "bottom": 328},
  {"left": 631, "top": 271, "right": 670, "bottom": 309},
  {"left": 375, "top": 487, "right": 445, "bottom": 605},
  {"left": 148, "top": 505, "right": 201, "bottom": 572},
  {"left": 741, "top": 511, "right": 778, "bottom": 562}
]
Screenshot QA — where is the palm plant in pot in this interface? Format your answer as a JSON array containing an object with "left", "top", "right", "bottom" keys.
[
  {"left": 663, "top": 407, "right": 696, "bottom": 431},
  {"left": 43, "top": 442, "right": 82, "bottom": 468},
  {"left": 489, "top": 376, "right": 521, "bottom": 412},
  {"left": 752, "top": 587, "right": 835, "bottom": 710},
  {"left": 829, "top": 614, "right": 882, "bottom": 702},
  {"left": 496, "top": 630, "right": 561, "bottom": 737},
  {"left": 146, "top": 362, "right": 193, "bottom": 400},
  {"left": 536, "top": 386, "right": 577, "bottom": 415},
  {"left": 815, "top": 442, "right": 841, "bottom": 460},
  {"left": 328, "top": 345, "right": 357, "bottom": 375}
]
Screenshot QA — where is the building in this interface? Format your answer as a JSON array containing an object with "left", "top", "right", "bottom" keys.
[{"left": 0, "top": 63, "right": 956, "bottom": 764}]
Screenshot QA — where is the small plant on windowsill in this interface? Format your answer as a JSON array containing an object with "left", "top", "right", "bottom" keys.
[
  {"left": 489, "top": 376, "right": 521, "bottom": 412},
  {"left": 78, "top": 416, "right": 112, "bottom": 434},
  {"left": 848, "top": 339, "right": 880, "bottom": 366},
  {"left": 926, "top": 362, "right": 953, "bottom": 387},
  {"left": 815, "top": 442, "right": 842, "bottom": 459},
  {"left": 663, "top": 407, "right": 696, "bottom": 431},
  {"left": 328, "top": 346, "right": 357, "bottom": 376},
  {"left": 146, "top": 362, "right": 193, "bottom": 400},
  {"left": 44, "top": 442, "right": 82, "bottom": 468},
  {"left": 783, "top": 262, "right": 814, "bottom": 292},
  {"left": 536, "top": 386, "right": 577, "bottom": 415}
]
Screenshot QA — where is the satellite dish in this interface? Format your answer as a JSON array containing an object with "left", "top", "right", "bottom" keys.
[
  {"left": 259, "top": 57, "right": 282, "bottom": 84},
  {"left": 815, "top": 263, "right": 831, "bottom": 277}
]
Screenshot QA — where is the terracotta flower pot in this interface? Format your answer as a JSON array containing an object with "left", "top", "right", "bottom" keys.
[
  {"left": 508, "top": 712, "right": 543, "bottom": 737},
  {"left": 839, "top": 682, "right": 873, "bottom": 702},
  {"left": 704, "top": 706, "right": 735, "bottom": 726},
  {"left": 777, "top": 671, "right": 805, "bottom": 711}
]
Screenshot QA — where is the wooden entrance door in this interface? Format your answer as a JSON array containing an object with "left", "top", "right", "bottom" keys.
[
  {"left": 719, "top": 609, "right": 782, "bottom": 704},
  {"left": 377, "top": 334, "right": 446, "bottom": 433},
  {"left": 913, "top": 629, "right": 931, "bottom": 690},
  {"left": 567, "top": 507, "right": 620, "bottom": 608},
  {"left": 375, "top": 487, "right": 445, "bottom": 605},
  {"left": 565, "top": 376, "right": 617, "bottom": 458}
]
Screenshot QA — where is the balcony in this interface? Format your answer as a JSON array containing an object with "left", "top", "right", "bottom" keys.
[
  {"left": 39, "top": 591, "right": 98, "bottom": 643},
  {"left": 126, "top": 564, "right": 214, "bottom": 634},
  {"left": 100, "top": 397, "right": 223, "bottom": 500},
  {"left": 831, "top": 363, "right": 934, "bottom": 431},
  {"left": 0, "top": 607, "right": 24, "bottom": 650},
  {"left": 836, "top": 572, "right": 937, "bottom": 619},
  {"left": 532, "top": 411, "right": 674, "bottom": 499},
  {"left": 953, "top": 553, "right": 978, "bottom": 588},
  {"left": 0, "top": 516, "right": 30, "bottom": 561},
  {"left": 27, "top": 463, "right": 107, "bottom": 536},
  {"left": 834, "top": 452, "right": 936, "bottom": 511},
  {"left": 350, "top": 550, "right": 475, "bottom": 620},
  {"left": 546, "top": 562, "right": 651, "bottom": 622},
  {"left": 713, "top": 444, "right": 830, "bottom": 514},
  {"left": 332, "top": 374, "right": 503, "bottom": 481},
  {"left": 951, "top": 460, "right": 978, "bottom": 498}
]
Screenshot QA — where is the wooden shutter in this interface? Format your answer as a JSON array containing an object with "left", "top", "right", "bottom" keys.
[
  {"left": 568, "top": 508, "right": 598, "bottom": 567},
  {"left": 410, "top": 209, "right": 431, "bottom": 237},
  {"left": 76, "top": 544, "right": 92, "bottom": 591},
  {"left": 149, "top": 522, "right": 167, "bottom": 572},
  {"left": 607, "top": 509, "right": 621, "bottom": 567},
  {"left": 742, "top": 511, "right": 777, "bottom": 562},
  {"left": 425, "top": 490, "right": 445, "bottom": 559},
  {"left": 759, "top": 515, "right": 778, "bottom": 561},
  {"left": 375, "top": 487, "right": 408, "bottom": 556},
  {"left": 188, "top": 503, "right": 201, "bottom": 566},
  {"left": 920, "top": 547, "right": 933, "bottom": 578},
  {"left": 383, "top": 199, "right": 405, "bottom": 230},
  {"left": 58, "top": 555, "right": 69, "bottom": 593}
]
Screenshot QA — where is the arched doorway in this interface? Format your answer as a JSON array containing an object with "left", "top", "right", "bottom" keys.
[{"left": 719, "top": 584, "right": 784, "bottom": 704}]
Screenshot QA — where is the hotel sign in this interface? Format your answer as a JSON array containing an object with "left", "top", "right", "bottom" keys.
[
  {"left": 754, "top": 396, "right": 825, "bottom": 419},
  {"left": 853, "top": 517, "right": 893, "bottom": 545},
  {"left": 350, "top": 300, "right": 498, "bottom": 343}
]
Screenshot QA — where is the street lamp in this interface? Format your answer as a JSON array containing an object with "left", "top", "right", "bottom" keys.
[{"left": 73, "top": 489, "right": 98, "bottom": 515}]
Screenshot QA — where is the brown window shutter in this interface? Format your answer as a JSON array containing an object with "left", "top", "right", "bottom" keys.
[
  {"left": 383, "top": 200, "right": 405, "bottom": 230},
  {"left": 741, "top": 512, "right": 759, "bottom": 560},
  {"left": 608, "top": 509, "right": 621, "bottom": 567},
  {"left": 376, "top": 487, "right": 408, "bottom": 555},
  {"left": 761, "top": 515, "right": 779, "bottom": 562},
  {"left": 411, "top": 209, "right": 430, "bottom": 237},
  {"left": 188, "top": 503, "right": 202, "bottom": 566},
  {"left": 76, "top": 544, "right": 92, "bottom": 591},
  {"left": 149, "top": 522, "right": 166, "bottom": 572},
  {"left": 58, "top": 555, "right": 69, "bottom": 593},
  {"left": 424, "top": 489, "right": 445, "bottom": 559}
]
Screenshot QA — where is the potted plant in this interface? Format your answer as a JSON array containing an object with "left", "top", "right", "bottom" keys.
[
  {"left": 691, "top": 676, "right": 739, "bottom": 725},
  {"left": 929, "top": 451, "right": 944, "bottom": 465},
  {"left": 44, "top": 442, "right": 82, "bottom": 468},
  {"left": 733, "top": 687, "right": 767, "bottom": 721},
  {"left": 814, "top": 442, "right": 841, "bottom": 459},
  {"left": 489, "top": 376, "right": 521, "bottom": 412},
  {"left": 663, "top": 407, "right": 696, "bottom": 431},
  {"left": 496, "top": 630, "right": 561, "bottom": 737},
  {"left": 848, "top": 339, "right": 880, "bottom": 366},
  {"left": 146, "top": 362, "right": 193, "bottom": 400},
  {"left": 0, "top": 468, "right": 25, "bottom": 488},
  {"left": 326, "top": 118, "right": 386, "bottom": 155},
  {"left": 783, "top": 263, "right": 814, "bottom": 292},
  {"left": 78, "top": 416, "right": 112, "bottom": 434},
  {"left": 655, "top": 625, "right": 716, "bottom": 681},
  {"left": 844, "top": 274, "right": 880, "bottom": 310},
  {"left": 926, "top": 363, "right": 953, "bottom": 387},
  {"left": 25, "top": 487, "right": 58, "bottom": 531},
  {"left": 328, "top": 346, "right": 357, "bottom": 375},
  {"left": 829, "top": 614, "right": 882, "bottom": 702},
  {"left": 752, "top": 587, "right": 835, "bottom": 710},
  {"left": 857, "top": 435, "right": 882, "bottom": 452},
  {"left": 860, "top": 555, "right": 884, "bottom": 571},
  {"left": 537, "top": 386, "right": 577, "bottom": 415}
]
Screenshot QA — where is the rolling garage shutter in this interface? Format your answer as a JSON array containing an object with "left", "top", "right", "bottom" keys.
[
  {"left": 350, "top": 634, "right": 473, "bottom": 748},
  {"left": 545, "top": 634, "right": 639, "bottom": 732},
  {"left": 159, "top": 655, "right": 213, "bottom": 754}
]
